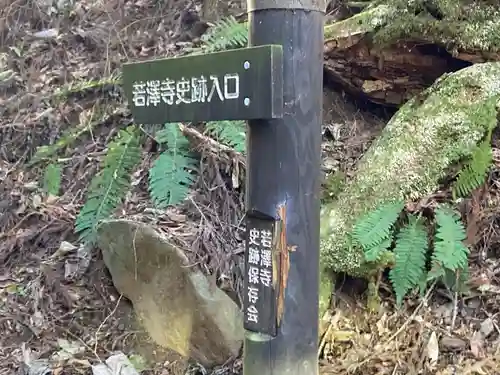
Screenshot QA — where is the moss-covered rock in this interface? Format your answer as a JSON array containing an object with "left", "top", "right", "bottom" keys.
[{"left": 320, "top": 62, "right": 500, "bottom": 278}]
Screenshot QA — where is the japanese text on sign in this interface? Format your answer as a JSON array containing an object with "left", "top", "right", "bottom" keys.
[
  {"left": 245, "top": 227, "right": 273, "bottom": 325},
  {"left": 131, "top": 73, "right": 240, "bottom": 107}
]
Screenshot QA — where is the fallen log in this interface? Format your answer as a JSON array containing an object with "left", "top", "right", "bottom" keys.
[{"left": 323, "top": 1, "right": 500, "bottom": 106}]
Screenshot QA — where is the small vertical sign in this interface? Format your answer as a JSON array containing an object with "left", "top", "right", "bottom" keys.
[{"left": 243, "top": 211, "right": 277, "bottom": 336}]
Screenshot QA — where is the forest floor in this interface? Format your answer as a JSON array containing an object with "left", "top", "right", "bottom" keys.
[{"left": 1, "top": 0, "right": 500, "bottom": 374}]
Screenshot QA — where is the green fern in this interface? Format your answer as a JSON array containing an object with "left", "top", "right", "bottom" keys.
[
  {"left": 353, "top": 200, "right": 471, "bottom": 305},
  {"left": 53, "top": 71, "right": 122, "bottom": 100},
  {"left": 389, "top": 216, "right": 428, "bottom": 306},
  {"left": 74, "top": 126, "right": 142, "bottom": 245},
  {"left": 205, "top": 120, "right": 246, "bottom": 153},
  {"left": 363, "top": 238, "right": 392, "bottom": 262},
  {"left": 352, "top": 200, "right": 404, "bottom": 250},
  {"left": 193, "top": 16, "right": 248, "bottom": 54},
  {"left": 451, "top": 138, "right": 493, "bottom": 199},
  {"left": 430, "top": 207, "right": 469, "bottom": 275},
  {"left": 149, "top": 124, "right": 198, "bottom": 208},
  {"left": 43, "top": 163, "right": 62, "bottom": 196},
  {"left": 29, "top": 104, "right": 108, "bottom": 166}
]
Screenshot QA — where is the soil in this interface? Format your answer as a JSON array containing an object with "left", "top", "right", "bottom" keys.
[{"left": 1, "top": 0, "right": 500, "bottom": 374}]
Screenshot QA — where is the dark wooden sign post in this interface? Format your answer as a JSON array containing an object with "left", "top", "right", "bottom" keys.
[
  {"left": 242, "top": 0, "right": 324, "bottom": 374},
  {"left": 122, "top": 0, "right": 324, "bottom": 372}
]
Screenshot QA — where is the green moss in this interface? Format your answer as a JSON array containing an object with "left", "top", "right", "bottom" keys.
[
  {"left": 372, "top": 0, "right": 500, "bottom": 52},
  {"left": 319, "top": 267, "right": 334, "bottom": 317},
  {"left": 321, "top": 171, "right": 347, "bottom": 204},
  {"left": 324, "top": 4, "right": 396, "bottom": 40},
  {"left": 319, "top": 62, "right": 500, "bottom": 277}
]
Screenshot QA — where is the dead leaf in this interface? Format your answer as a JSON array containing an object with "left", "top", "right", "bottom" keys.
[
  {"left": 232, "top": 161, "right": 239, "bottom": 189},
  {"left": 426, "top": 331, "right": 439, "bottom": 370},
  {"left": 51, "top": 338, "right": 85, "bottom": 361},
  {"left": 32, "top": 194, "right": 42, "bottom": 208},
  {"left": 23, "top": 181, "right": 38, "bottom": 190},
  {"left": 46, "top": 194, "right": 59, "bottom": 204},
  {"left": 479, "top": 317, "right": 495, "bottom": 338},
  {"left": 33, "top": 29, "right": 59, "bottom": 39},
  {"left": 332, "top": 330, "right": 355, "bottom": 342},
  {"left": 166, "top": 210, "right": 186, "bottom": 222},
  {"left": 59, "top": 241, "right": 77, "bottom": 253},
  {"left": 470, "top": 331, "right": 485, "bottom": 358},
  {"left": 15, "top": 202, "right": 27, "bottom": 214},
  {"left": 50, "top": 241, "right": 77, "bottom": 259}
]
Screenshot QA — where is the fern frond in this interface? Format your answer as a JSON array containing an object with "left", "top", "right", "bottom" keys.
[
  {"left": 193, "top": 16, "right": 247, "bottom": 54},
  {"left": 451, "top": 139, "right": 493, "bottom": 199},
  {"left": 352, "top": 200, "right": 404, "bottom": 249},
  {"left": 364, "top": 237, "right": 392, "bottom": 262},
  {"left": 205, "top": 120, "right": 246, "bottom": 153},
  {"left": 149, "top": 124, "right": 198, "bottom": 208},
  {"left": 53, "top": 71, "right": 122, "bottom": 100},
  {"left": 75, "top": 126, "right": 142, "bottom": 245},
  {"left": 389, "top": 216, "right": 428, "bottom": 306},
  {"left": 43, "top": 163, "right": 62, "bottom": 196},
  {"left": 431, "top": 207, "right": 469, "bottom": 273},
  {"left": 30, "top": 103, "right": 108, "bottom": 166},
  {"left": 155, "top": 123, "right": 190, "bottom": 148}
]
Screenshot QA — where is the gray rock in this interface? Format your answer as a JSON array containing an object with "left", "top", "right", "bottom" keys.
[{"left": 96, "top": 220, "right": 244, "bottom": 367}]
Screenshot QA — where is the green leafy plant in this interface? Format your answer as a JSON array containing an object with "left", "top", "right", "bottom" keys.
[
  {"left": 451, "top": 137, "right": 493, "bottom": 199},
  {"left": 389, "top": 216, "right": 429, "bottom": 306},
  {"left": 74, "top": 126, "right": 142, "bottom": 245},
  {"left": 52, "top": 71, "right": 122, "bottom": 100},
  {"left": 428, "top": 207, "right": 469, "bottom": 276},
  {"left": 39, "top": 16, "right": 252, "bottom": 247},
  {"left": 149, "top": 124, "right": 198, "bottom": 208},
  {"left": 352, "top": 200, "right": 404, "bottom": 251},
  {"left": 193, "top": 16, "right": 248, "bottom": 54},
  {"left": 144, "top": 17, "right": 249, "bottom": 205},
  {"left": 43, "top": 163, "right": 62, "bottom": 196},
  {"left": 352, "top": 202, "right": 470, "bottom": 306},
  {"left": 205, "top": 120, "right": 246, "bottom": 153},
  {"left": 29, "top": 104, "right": 108, "bottom": 166}
]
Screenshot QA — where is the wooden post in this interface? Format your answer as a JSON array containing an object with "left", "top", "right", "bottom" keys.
[
  {"left": 242, "top": 0, "right": 325, "bottom": 373},
  {"left": 121, "top": 4, "right": 324, "bottom": 371}
]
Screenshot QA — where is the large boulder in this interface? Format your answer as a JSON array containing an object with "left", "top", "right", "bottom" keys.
[
  {"left": 96, "top": 219, "right": 244, "bottom": 367},
  {"left": 320, "top": 62, "right": 500, "bottom": 277}
]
